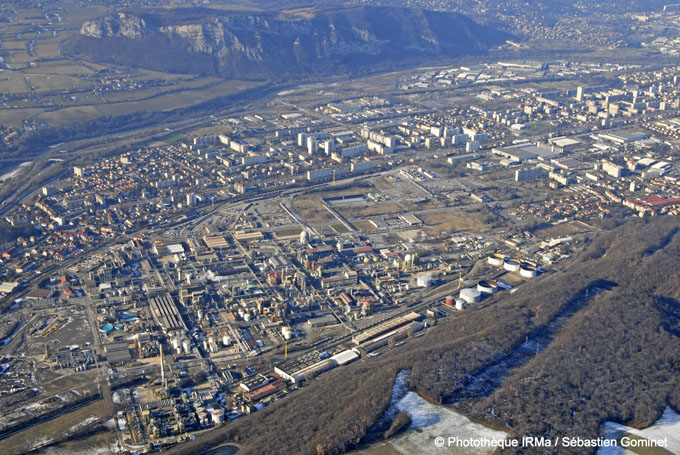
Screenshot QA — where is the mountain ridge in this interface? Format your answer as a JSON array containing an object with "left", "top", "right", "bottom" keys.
[{"left": 62, "top": 6, "right": 511, "bottom": 80}]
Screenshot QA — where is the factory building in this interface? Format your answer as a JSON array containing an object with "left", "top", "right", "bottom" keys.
[
  {"left": 240, "top": 374, "right": 275, "bottom": 394},
  {"left": 104, "top": 342, "right": 132, "bottom": 364},
  {"left": 149, "top": 293, "right": 187, "bottom": 333},
  {"left": 352, "top": 312, "right": 422, "bottom": 345},
  {"left": 274, "top": 351, "right": 337, "bottom": 384}
]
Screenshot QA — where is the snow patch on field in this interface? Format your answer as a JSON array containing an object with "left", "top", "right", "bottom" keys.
[
  {"left": 387, "top": 392, "right": 509, "bottom": 455},
  {"left": 35, "top": 443, "right": 123, "bottom": 455},
  {"left": 598, "top": 407, "right": 680, "bottom": 455}
]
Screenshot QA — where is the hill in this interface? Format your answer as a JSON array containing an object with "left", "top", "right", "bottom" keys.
[{"left": 62, "top": 6, "right": 511, "bottom": 80}]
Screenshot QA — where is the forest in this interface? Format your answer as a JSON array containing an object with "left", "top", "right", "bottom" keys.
[{"left": 166, "top": 216, "right": 680, "bottom": 455}]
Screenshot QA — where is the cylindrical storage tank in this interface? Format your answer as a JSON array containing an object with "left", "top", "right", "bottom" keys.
[
  {"left": 416, "top": 273, "right": 433, "bottom": 288},
  {"left": 445, "top": 295, "right": 455, "bottom": 307},
  {"left": 477, "top": 280, "right": 498, "bottom": 295},
  {"left": 404, "top": 254, "right": 413, "bottom": 268},
  {"left": 488, "top": 254, "right": 505, "bottom": 267},
  {"left": 504, "top": 258, "right": 521, "bottom": 272},
  {"left": 222, "top": 334, "right": 231, "bottom": 346},
  {"left": 282, "top": 327, "right": 292, "bottom": 340},
  {"left": 182, "top": 339, "right": 191, "bottom": 355},
  {"left": 172, "top": 337, "right": 181, "bottom": 350},
  {"left": 244, "top": 313, "right": 251, "bottom": 322},
  {"left": 455, "top": 299, "right": 467, "bottom": 311},
  {"left": 300, "top": 230, "right": 309, "bottom": 245},
  {"left": 208, "top": 335, "right": 215, "bottom": 345},
  {"left": 460, "top": 288, "right": 482, "bottom": 304},
  {"left": 520, "top": 263, "right": 538, "bottom": 278},
  {"left": 211, "top": 408, "right": 225, "bottom": 425}
]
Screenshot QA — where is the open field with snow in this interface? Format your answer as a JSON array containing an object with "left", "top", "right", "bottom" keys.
[
  {"left": 353, "top": 390, "right": 509, "bottom": 455},
  {"left": 598, "top": 407, "right": 680, "bottom": 455}
]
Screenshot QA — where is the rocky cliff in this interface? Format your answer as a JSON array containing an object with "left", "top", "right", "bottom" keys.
[{"left": 64, "top": 6, "right": 511, "bottom": 80}]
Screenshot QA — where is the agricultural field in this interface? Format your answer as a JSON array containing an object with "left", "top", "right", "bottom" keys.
[
  {"left": 0, "top": 2, "right": 264, "bottom": 127},
  {"left": 0, "top": 400, "right": 114, "bottom": 455}
]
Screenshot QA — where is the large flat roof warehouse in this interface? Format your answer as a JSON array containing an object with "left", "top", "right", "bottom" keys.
[
  {"left": 203, "top": 235, "right": 229, "bottom": 249},
  {"left": 104, "top": 342, "right": 132, "bottom": 364},
  {"left": 598, "top": 131, "right": 648, "bottom": 144},
  {"left": 352, "top": 312, "right": 422, "bottom": 345},
  {"left": 150, "top": 293, "right": 187, "bottom": 332},
  {"left": 331, "top": 349, "right": 360, "bottom": 365},
  {"left": 0, "top": 282, "right": 18, "bottom": 294},
  {"left": 274, "top": 351, "right": 336, "bottom": 383},
  {"left": 166, "top": 244, "right": 185, "bottom": 254},
  {"left": 549, "top": 137, "right": 582, "bottom": 149},
  {"left": 233, "top": 230, "right": 264, "bottom": 242},
  {"left": 492, "top": 143, "right": 560, "bottom": 162}
]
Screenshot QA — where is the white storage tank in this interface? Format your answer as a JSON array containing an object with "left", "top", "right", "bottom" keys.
[
  {"left": 477, "top": 280, "right": 498, "bottom": 294},
  {"left": 300, "top": 230, "right": 309, "bottom": 245},
  {"left": 460, "top": 288, "right": 482, "bottom": 304},
  {"left": 222, "top": 334, "right": 231, "bottom": 346},
  {"left": 182, "top": 339, "right": 191, "bottom": 355},
  {"left": 173, "top": 337, "right": 182, "bottom": 355},
  {"left": 416, "top": 273, "right": 433, "bottom": 288},
  {"left": 211, "top": 408, "right": 225, "bottom": 425},
  {"left": 488, "top": 254, "right": 505, "bottom": 267},
  {"left": 520, "top": 263, "right": 538, "bottom": 278},
  {"left": 282, "top": 327, "right": 292, "bottom": 340},
  {"left": 455, "top": 299, "right": 467, "bottom": 311},
  {"left": 504, "top": 258, "right": 521, "bottom": 272}
]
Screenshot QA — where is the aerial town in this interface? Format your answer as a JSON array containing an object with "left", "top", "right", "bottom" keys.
[{"left": 2, "top": 56, "right": 680, "bottom": 453}]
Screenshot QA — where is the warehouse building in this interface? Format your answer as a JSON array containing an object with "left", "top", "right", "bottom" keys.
[
  {"left": 274, "top": 351, "right": 337, "bottom": 383},
  {"left": 352, "top": 312, "right": 422, "bottom": 345},
  {"left": 492, "top": 143, "right": 559, "bottom": 163},
  {"left": 150, "top": 293, "right": 187, "bottom": 333},
  {"left": 104, "top": 342, "right": 132, "bottom": 364}
]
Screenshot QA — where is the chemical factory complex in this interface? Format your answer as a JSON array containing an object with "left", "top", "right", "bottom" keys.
[{"left": 2, "top": 58, "right": 680, "bottom": 453}]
